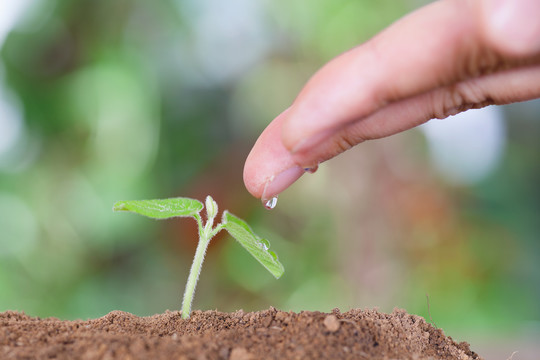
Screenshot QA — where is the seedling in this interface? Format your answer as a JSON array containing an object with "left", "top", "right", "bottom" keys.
[{"left": 113, "top": 195, "right": 284, "bottom": 319}]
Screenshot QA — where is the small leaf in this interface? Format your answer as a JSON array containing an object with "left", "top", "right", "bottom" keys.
[
  {"left": 113, "top": 197, "right": 203, "bottom": 219},
  {"left": 222, "top": 211, "right": 284, "bottom": 279}
]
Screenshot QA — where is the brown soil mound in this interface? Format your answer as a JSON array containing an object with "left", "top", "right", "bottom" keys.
[{"left": 1, "top": 308, "right": 481, "bottom": 359}]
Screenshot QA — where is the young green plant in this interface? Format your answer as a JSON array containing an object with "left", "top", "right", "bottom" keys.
[{"left": 112, "top": 196, "right": 284, "bottom": 319}]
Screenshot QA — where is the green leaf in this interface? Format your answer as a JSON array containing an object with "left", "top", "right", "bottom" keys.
[
  {"left": 113, "top": 197, "right": 203, "bottom": 219},
  {"left": 222, "top": 211, "right": 284, "bottom": 279}
]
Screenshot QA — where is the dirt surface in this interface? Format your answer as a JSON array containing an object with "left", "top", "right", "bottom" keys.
[{"left": 1, "top": 307, "right": 481, "bottom": 359}]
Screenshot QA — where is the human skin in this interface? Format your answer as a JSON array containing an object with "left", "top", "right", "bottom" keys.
[{"left": 243, "top": 0, "right": 540, "bottom": 203}]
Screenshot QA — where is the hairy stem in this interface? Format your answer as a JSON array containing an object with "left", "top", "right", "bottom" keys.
[
  {"left": 181, "top": 211, "right": 222, "bottom": 319},
  {"left": 181, "top": 228, "right": 210, "bottom": 319}
]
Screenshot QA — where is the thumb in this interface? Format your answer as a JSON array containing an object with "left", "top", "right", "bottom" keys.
[{"left": 481, "top": 0, "right": 540, "bottom": 56}]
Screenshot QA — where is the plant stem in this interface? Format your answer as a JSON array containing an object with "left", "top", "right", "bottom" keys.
[
  {"left": 181, "top": 212, "right": 223, "bottom": 319},
  {"left": 181, "top": 231, "right": 210, "bottom": 319}
]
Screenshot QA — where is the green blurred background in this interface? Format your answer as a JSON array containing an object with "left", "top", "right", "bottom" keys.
[{"left": 1, "top": 0, "right": 539, "bottom": 356}]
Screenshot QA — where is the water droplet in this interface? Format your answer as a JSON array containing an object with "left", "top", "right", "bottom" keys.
[
  {"left": 304, "top": 164, "right": 319, "bottom": 174},
  {"left": 259, "top": 239, "right": 270, "bottom": 251},
  {"left": 263, "top": 196, "right": 278, "bottom": 210}
]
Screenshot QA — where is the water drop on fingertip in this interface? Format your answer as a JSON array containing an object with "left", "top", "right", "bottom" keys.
[
  {"left": 303, "top": 164, "right": 319, "bottom": 174},
  {"left": 263, "top": 196, "right": 278, "bottom": 210}
]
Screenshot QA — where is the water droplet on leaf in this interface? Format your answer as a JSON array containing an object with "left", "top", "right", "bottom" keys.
[
  {"left": 259, "top": 238, "right": 270, "bottom": 251},
  {"left": 263, "top": 196, "right": 278, "bottom": 210}
]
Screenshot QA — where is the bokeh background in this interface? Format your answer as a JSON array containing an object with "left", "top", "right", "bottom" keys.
[{"left": 1, "top": 0, "right": 539, "bottom": 357}]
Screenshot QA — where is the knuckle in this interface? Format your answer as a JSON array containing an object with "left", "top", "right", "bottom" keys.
[
  {"left": 334, "top": 136, "right": 357, "bottom": 154},
  {"left": 430, "top": 82, "right": 494, "bottom": 119}
]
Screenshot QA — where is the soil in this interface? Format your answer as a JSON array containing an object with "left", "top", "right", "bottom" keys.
[{"left": 1, "top": 307, "right": 482, "bottom": 360}]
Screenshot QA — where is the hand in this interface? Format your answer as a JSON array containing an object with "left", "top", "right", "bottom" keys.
[{"left": 243, "top": 0, "right": 540, "bottom": 202}]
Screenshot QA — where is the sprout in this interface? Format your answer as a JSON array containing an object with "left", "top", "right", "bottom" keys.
[{"left": 113, "top": 195, "right": 284, "bottom": 319}]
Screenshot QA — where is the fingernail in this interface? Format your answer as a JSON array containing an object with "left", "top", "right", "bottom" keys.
[
  {"left": 291, "top": 129, "right": 334, "bottom": 154},
  {"left": 261, "top": 166, "right": 304, "bottom": 203},
  {"left": 487, "top": 0, "right": 540, "bottom": 55}
]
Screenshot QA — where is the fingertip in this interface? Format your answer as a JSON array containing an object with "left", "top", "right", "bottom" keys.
[
  {"left": 260, "top": 166, "right": 304, "bottom": 202},
  {"left": 243, "top": 110, "right": 306, "bottom": 200},
  {"left": 243, "top": 155, "right": 305, "bottom": 201}
]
